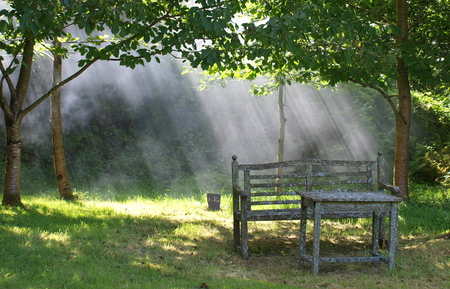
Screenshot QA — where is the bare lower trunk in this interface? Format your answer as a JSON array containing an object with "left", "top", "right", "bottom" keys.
[
  {"left": 394, "top": 59, "right": 411, "bottom": 198},
  {"left": 51, "top": 39, "right": 75, "bottom": 200},
  {"left": 2, "top": 118, "right": 24, "bottom": 207},
  {"left": 394, "top": 0, "right": 410, "bottom": 198}
]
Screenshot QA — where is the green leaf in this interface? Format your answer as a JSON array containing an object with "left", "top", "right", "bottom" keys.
[
  {"left": 0, "top": 20, "right": 8, "bottom": 32},
  {"left": 202, "top": 17, "right": 212, "bottom": 31},
  {"left": 85, "top": 20, "right": 93, "bottom": 35},
  {"left": 213, "top": 21, "right": 221, "bottom": 34},
  {"left": 30, "top": 22, "right": 39, "bottom": 35},
  {"left": 143, "top": 33, "right": 150, "bottom": 43},
  {"left": 111, "top": 23, "right": 119, "bottom": 35}
]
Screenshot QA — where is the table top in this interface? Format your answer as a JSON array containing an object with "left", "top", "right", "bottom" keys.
[{"left": 297, "top": 191, "right": 403, "bottom": 203}]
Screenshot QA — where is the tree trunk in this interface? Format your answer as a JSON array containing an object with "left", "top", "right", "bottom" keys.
[
  {"left": 51, "top": 39, "right": 75, "bottom": 200},
  {"left": 394, "top": 0, "right": 410, "bottom": 198},
  {"left": 275, "top": 84, "right": 286, "bottom": 193},
  {"left": 2, "top": 117, "right": 25, "bottom": 207},
  {"left": 1, "top": 39, "right": 35, "bottom": 207}
]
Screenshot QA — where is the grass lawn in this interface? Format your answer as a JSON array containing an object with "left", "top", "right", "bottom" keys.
[{"left": 0, "top": 186, "right": 449, "bottom": 288}]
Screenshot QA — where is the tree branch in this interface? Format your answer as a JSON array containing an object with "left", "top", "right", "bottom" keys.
[
  {"left": 346, "top": 3, "right": 392, "bottom": 25},
  {"left": 21, "top": 57, "right": 99, "bottom": 117},
  {"left": 348, "top": 78, "right": 406, "bottom": 124},
  {"left": 0, "top": 61, "right": 17, "bottom": 119}
]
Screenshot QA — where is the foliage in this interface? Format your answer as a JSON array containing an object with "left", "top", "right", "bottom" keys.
[
  {"left": 0, "top": 192, "right": 449, "bottom": 288},
  {"left": 0, "top": 0, "right": 248, "bottom": 205},
  {"left": 410, "top": 91, "right": 450, "bottom": 186},
  {"left": 193, "top": 0, "right": 449, "bottom": 91},
  {"left": 188, "top": 0, "right": 450, "bottom": 198},
  {"left": 400, "top": 184, "right": 450, "bottom": 235}
]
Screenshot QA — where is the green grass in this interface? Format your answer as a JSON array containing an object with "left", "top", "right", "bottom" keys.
[{"left": 0, "top": 186, "right": 449, "bottom": 289}]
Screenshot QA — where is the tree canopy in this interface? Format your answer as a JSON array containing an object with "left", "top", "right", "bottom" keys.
[
  {"left": 190, "top": 0, "right": 450, "bottom": 198},
  {"left": 0, "top": 0, "right": 247, "bottom": 206}
]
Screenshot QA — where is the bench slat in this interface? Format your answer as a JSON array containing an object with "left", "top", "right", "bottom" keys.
[
  {"left": 251, "top": 191, "right": 299, "bottom": 196},
  {"left": 237, "top": 159, "right": 376, "bottom": 170},
  {"left": 249, "top": 171, "right": 367, "bottom": 180},
  {"left": 251, "top": 200, "right": 301, "bottom": 206},
  {"left": 251, "top": 182, "right": 306, "bottom": 188},
  {"left": 250, "top": 173, "right": 307, "bottom": 179}
]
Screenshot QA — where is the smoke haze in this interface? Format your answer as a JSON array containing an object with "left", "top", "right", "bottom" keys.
[{"left": 4, "top": 54, "right": 394, "bottom": 196}]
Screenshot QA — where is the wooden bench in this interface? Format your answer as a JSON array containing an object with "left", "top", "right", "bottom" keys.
[{"left": 231, "top": 151, "right": 400, "bottom": 259}]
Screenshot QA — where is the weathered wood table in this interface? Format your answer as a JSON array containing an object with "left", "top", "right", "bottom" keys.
[{"left": 298, "top": 191, "right": 403, "bottom": 274}]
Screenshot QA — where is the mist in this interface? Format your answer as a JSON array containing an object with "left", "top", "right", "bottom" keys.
[{"left": 7, "top": 53, "right": 394, "bottom": 196}]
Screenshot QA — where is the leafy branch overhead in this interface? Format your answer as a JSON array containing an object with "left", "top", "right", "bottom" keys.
[
  {"left": 0, "top": 0, "right": 248, "bottom": 206},
  {"left": 193, "top": 0, "right": 449, "bottom": 96},
  {"left": 0, "top": 0, "right": 247, "bottom": 116}
]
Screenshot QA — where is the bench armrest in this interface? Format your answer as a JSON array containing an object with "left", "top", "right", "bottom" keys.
[
  {"left": 379, "top": 179, "right": 400, "bottom": 196},
  {"left": 233, "top": 185, "right": 250, "bottom": 197}
]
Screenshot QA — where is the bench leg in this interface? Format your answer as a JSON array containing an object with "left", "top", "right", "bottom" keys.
[
  {"left": 388, "top": 203, "right": 399, "bottom": 270},
  {"left": 239, "top": 196, "right": 249, "bottom": 259},
  {"left": 233, "top": 217, "right": 240, "bottom": 250},
  {"left": 241, "top": 216, "right": 249, "bottom": 259},
  {"left": 233, "top": 194, "right": 241, "bottom": 251},
  {"left": 312, "top": 203, "right": 322, "bottom": 274},
  {"left": 299, "top": 204, "right": 307, "bottom": 266}
]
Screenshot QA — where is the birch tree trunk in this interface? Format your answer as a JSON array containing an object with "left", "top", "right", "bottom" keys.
[{"left": 275, "top": 84, "right": 286, "bottom": 193}]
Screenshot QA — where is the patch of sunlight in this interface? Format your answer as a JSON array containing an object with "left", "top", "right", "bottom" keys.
[
  {"left": 173, "top": 223, "right": 208, "bottom": 238},
  {"left": 436, "top": 261, "right": 450, "bottom": 270},
  {"left": 173, "top": 223, "right": 206, "bottom": 238},
  {"left": 0, "top": 269, "right": 16, "bottom": 282},
  {"left": 7, "top": 226, "right": 30, "bottom": 235},
  {"left": 91, "top": 199, "right": 222, "bottom": 221},
  {"left": 91, "top": 201, "right": 154, "bottom": 216},
  {"left": 39, "top": 231, "right": 71, "bottom": 246},
  {"left": 130, "top": 256, "right": 163, "bottom": 270}
]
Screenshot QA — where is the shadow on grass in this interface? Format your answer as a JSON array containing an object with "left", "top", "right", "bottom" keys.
[
  {"left": 0, "top": 202, "right": 238, "bottom": 288},
  {"left": 1, "top": 197, "right": 449, "bottom": 288}
]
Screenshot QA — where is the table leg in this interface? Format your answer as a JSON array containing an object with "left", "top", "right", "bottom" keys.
[
  {"left": 388, "top": 203, "right": 399, "bottom": 270},
  {"left": 312, "top": 202, "right": 322, "bottom": 274},
  {"left": 372, "top": 211, "right": 380, "bottom": 256},
  {"left": 371, "top": 211, "right": 381, "bottom": 266}
]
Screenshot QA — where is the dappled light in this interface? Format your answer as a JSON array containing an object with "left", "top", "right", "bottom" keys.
[{"left": 1, "top": 195, "right": 448, "bottom": 288}]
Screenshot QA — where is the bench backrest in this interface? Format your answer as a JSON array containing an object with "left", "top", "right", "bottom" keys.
[{"left": 232, "top": 152, "right": 387, "bottom": 211}]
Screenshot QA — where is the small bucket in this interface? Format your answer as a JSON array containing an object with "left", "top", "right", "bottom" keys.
[{"left": 207, "top": 193, "right": 221, "bottom": 211}]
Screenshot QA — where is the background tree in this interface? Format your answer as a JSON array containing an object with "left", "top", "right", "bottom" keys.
[
  {"left": 190, "top": 0, "right": 450, "bottom": 198},
  {"left": 50, "top": 38, "right": 74, "bottom": 200},
  {"left": 0, "top": 0, "right": 246, "bottom": 206},
  {"left": 275, "top": 83, "right": 286, "bottom": 193}
]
